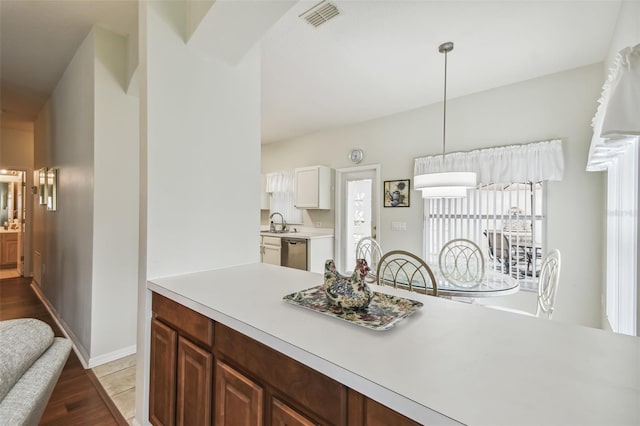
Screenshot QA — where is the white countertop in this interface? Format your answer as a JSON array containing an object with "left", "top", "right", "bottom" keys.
[
  {"left": 148, "top": 263, "right": 640, "bottom": 426},
  {"left": 260, "top": 230, "right": 333, "bottom": 240},
  {"left": 0, "top": 228, "right": 21, "bottom": 234}
]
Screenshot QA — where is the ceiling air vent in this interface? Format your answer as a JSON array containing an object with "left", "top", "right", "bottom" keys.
[{"left": 299, "top": 1, "right": 340, "bottom": 28}]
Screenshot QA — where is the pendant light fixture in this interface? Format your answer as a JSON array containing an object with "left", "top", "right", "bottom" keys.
[{"left": 414, "top": 42, "right": 476, "bottom": 198}]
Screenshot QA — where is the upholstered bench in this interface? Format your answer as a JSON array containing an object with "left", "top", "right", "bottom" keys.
[{"left": 0, "top": 318, "right": 72, "bottom": 425}]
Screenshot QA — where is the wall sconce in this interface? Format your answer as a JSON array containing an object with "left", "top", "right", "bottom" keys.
[
  {"left": 37, "top": 168, "right": 47, "bottom": 205},
  {"left": 46, "top": 168, "right": 57, "bottom": 211}
]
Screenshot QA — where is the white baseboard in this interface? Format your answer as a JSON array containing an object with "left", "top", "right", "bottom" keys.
[
  {"left": 88, "top": 344, "right": 137, "bottom": 368},
  {"left": 31, "top": 282, "right": 139, "bottom": 370},
  {"left": 30, "top": 281, "right": 91, "bottom": 368}
]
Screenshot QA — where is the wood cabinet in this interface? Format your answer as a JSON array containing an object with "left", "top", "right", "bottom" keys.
[
  {"left": 272, "top": 398, "right": 316, "bottom": 426},
  {"left": 150, "top": 294, "right": 213, "bottom": 426},
  {"left": 261, "top": 236, "right": 281, "bottom": 266},
  {"left": 150, "top": 292, "right": 421, "bottom": 426},
  {"left": 0, "top": 232, "right": 18, "bottom": 268},
  {"left": 149, "top": 319, "right": 177, "bottom": 426},
  {"left": 177, "top": 337, "right": 212, "bottom": 426},
  {"left": 294, "top": 166, "right": 331, "bottom": 209},
  {"left": 215, "top": 360, "right": 263, "bottom": 426}
]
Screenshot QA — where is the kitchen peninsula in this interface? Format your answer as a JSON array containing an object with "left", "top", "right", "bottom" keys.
[{"left": 148, "top": 263, "right": 639, "bottom": 425}]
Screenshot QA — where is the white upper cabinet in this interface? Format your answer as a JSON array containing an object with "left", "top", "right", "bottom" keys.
[{"left": 294, "top": 166, "right": 332, "bottom": 209}]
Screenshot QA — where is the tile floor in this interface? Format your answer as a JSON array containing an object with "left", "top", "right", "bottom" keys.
[{"left": 92, "top": 354, "right": 137, "bottom": 425}]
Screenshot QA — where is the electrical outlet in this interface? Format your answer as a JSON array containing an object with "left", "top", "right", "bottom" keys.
[{"left": 391, "top": 222, "right": 407, "bottom": 231}]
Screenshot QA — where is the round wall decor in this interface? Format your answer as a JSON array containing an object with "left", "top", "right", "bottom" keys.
[{"left": 349, "top": 148, "right": 364, "bottom": 164}]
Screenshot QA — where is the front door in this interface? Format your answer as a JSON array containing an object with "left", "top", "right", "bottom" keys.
[{"left": 335, "top": 166, "right": 380, "bottom": 273}]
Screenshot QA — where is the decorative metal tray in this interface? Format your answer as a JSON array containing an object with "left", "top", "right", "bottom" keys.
[{"left": 283, "top": 285, "right": 423, "bottom": 331}]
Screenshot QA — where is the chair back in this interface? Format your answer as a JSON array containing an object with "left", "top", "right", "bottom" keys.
[
  {"left": 376, "top": 250, "right": 438, "bottom": 296},
  {"left": 484, "top": 230, "right": 510, "bottom": 260},
  {"left": 439, "top": 238, "right": 485, "bottom": 284},
  {"left": 536, "top": 249, "right": 561, "bottom": 319},
  {"left": 355, "top": 237, "right": 382, "bottom": 283}
]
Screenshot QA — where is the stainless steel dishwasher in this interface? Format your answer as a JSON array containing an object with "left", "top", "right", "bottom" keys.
[{"left": 281, "top": 237, "right": 308, "bottom": 271}]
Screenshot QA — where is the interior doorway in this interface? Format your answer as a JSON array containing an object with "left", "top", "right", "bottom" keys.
[
  {"left": 0, "top": 169, "right": 26, "bottom": 278},
  {"left": 335, "top": 165, "right": 380, "bottom": 273}
]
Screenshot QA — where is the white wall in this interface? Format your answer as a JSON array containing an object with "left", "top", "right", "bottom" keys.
[
  {"left": 605, "top": 1, "right": 640, "bottom": 68},
  {"left": 144, "top": 1, "right": 260, "bottom": 279},
  {"left": 34, "top": 27, "right": 140, "bottom": 365},
  {"left": 0, "top": 127, "right": 34, "bottom": 276},
  {"left": 137, "top": 1, "right": 263, "bottom": 422},
  {"left": 91, "top": 27, "right": 139, "bottom": 360},
  {"left": 263, "top": 63, "right": 605, "bottom": 329}
]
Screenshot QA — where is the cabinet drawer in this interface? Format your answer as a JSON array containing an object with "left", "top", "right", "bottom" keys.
[
  {"left": 215, "top": 323, "right": 347, "bottom": 425},
  {"left": 152, "top": 293, "right": 214, "bottom": 348},
  {"left": 262, "top": 236, "right": 281, "bottom": 247}
]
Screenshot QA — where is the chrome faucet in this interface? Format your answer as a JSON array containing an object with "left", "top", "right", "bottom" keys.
[{"left": 269, "top": 212, "right": 287, "bottom": 233}]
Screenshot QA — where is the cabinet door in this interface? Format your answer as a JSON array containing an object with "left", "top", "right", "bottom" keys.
[
  {"left": 215, "top": 360, "right": 263, "bottom": 426},
  {"left": 262, "top": 245, "right": 281, "bottom": 266},
  {"left": 294, "top": 168, "right": 319, "bottom": 208},
  {"left": 150, "top": 319, "right": 177, "bottom": 426},
  {"left": 5, "top": 239, "right": 17, "bottom": 264},
  {"left": 272, "top": 398, "right": 317, "bottom": 426},
  {"left": 176, "top": 336, "right": 212, "bottom": 426},
  {"left": 364, "top": 399, "right": 421, "bottom": 426}
]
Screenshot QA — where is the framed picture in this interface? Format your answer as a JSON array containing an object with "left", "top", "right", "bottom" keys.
[{"left": 384, "top": 179, "right": 410, "bottom": 207}]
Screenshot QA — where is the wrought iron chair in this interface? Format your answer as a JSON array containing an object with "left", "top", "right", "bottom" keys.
[
  {"left": 376, "top": 250, "right": 438, "bottom": 297},
  {"left": 355, "top": 237, "right": 383, "bottom": 283},
  {"left": 484, "top": 230, "right": 527, "bottom": 277},
  {"left": 534, "top": 249, "right": 562, "bottom": 318},
  {"left": 438, "top": 238, "right": 485, "bottom": 285},
  {"left": 485, "top": 249, "right": 562, "bottom": 319}
]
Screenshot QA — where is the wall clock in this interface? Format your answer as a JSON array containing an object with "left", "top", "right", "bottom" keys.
[{"left": 349, "top": 148, "right": 364, "bottom": 164}]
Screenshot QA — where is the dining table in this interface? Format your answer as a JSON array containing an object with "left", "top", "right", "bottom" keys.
[
  {"left": 432, "top": 267, "right": 519, "bottom": 298},
  {"left": 377, "top": 265, "right": 520, "bottom": 298}
]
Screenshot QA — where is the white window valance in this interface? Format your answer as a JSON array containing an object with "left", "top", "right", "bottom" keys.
[
  {"left": 265, "top": 171, "right": 294, "bottom": 193},
  {"left": 265, "top": 171, "right": 303, "bottom": 224},
  {"left": 414, "top": 139, "right": 564, "bottom": 184},
  {"left": 587, "top": 44, "right": 640, "bottom": 172}
]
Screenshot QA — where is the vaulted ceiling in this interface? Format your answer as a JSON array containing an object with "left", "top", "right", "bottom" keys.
[{"left": 1, "top": 1, "right": 622, "bottom": 141}]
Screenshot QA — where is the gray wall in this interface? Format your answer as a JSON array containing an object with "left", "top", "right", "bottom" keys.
[{"left": 33, "top": 27, "right": 139, "bottom": 366}]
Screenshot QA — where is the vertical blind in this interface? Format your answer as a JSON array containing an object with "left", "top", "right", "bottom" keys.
[
  {"left": 425, "top": 183, "right": 544, "bottom": 290},
  {"left": 587, "top": 43, "right": 639, "bottom": 336},
  {"left": 415, "top": 139, "right": 563, "bottom": 291}
]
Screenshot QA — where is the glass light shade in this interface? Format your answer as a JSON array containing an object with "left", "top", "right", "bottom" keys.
[{"left": 414, "top": 171, "right": 477, "bottom": 198}]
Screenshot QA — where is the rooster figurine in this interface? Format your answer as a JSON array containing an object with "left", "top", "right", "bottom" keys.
[{"left": 323, "top": 259, "right": 373, "bottom": 310}]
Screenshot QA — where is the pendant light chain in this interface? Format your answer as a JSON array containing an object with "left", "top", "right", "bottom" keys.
[
  {"left": 442, "top": 46, "right": 448, "bottom": 158},
  {"left": 413, "top": 41, "right": 476, "bottom": 198}
]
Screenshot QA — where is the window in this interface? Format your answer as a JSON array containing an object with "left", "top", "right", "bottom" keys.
[
  {"left": 424, "top": 182, "right": 545, "bottom": 290},
  {"left": 586, "top": 43, "right": 639, "bottom": 336},
  {"left": 604, "top": 140, "right": 638, "bottom": 336},
  {"left": 266, "top": 171, "right": 303, "bottom": 225}
]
